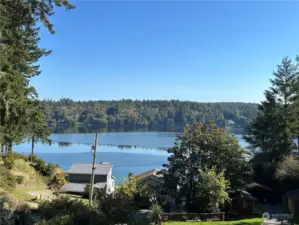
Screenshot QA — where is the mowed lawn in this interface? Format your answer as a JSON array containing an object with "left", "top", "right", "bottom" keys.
[{"left": 163, "top": 218, "right": 262, "bottom": 225}]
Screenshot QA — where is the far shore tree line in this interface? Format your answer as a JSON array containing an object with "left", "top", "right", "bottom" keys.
[{"left": 41, "top": 99, "right": 257, "bottom": 130}]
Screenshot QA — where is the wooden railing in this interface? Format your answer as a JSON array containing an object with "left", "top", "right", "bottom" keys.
[{"left": 161, "top": 212, "right": 225, "bottom": 222}]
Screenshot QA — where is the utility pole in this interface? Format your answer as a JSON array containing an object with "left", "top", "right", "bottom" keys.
[{"left": 89, "top": 133, "right": 98, "bottom": 207}]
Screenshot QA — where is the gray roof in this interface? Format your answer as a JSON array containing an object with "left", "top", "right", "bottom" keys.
[
  {"left": 63, "top": 182, "right": 107, "bottom": 193},
  {"left": 67, "top": 163, "right": 112, "bottom": 175}
]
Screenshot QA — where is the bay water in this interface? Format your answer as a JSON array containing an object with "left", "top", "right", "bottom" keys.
[{"left": 14, "top": 132, "right": 247, "bottom": 184}]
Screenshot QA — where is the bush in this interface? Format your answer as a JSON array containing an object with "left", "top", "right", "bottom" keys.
[
  {"left": 15, "top": 175, "right": 24, "bottom": 184},
  {"left": 0, "top": 166, "right": 16, "bottom": 189},
  {"left": 16, "top": 153, "right": 29, "bottom": 162},
  {"left": 44, "top": 163, "right": 56, "bottom": 177},
  {"left": 0, "top": 193, "right": 36, "bottom": 225},
  {"left": 28, "top": 154, "right": 38, "bottom": 162},
  {"left": 2, "top": 153, "right": 17, "bottom": 170},
  {"left": 98, "top": 191, "right": 136, "bottom": 224},
  {"left": 38, "top": 197, "right": 106, "bottom": 224},
  {"left": 49, "top": 171, "right": 67, "bottom": 195},
  {"left": 34, "top": 158, "right": 46, "bottom": 174},
  {"left": 1, "top": 153, "right": 29, "bottom": 170}
]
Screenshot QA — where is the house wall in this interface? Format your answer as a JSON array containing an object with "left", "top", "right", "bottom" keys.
[
  {"left": 288, "top": 197, "right": 295, "bottom": 214},
  {"left": 68, "top": 173, "right": 107, "bottom": 183},
  {"left": 231, "top": 198, "right": 253, "bottom": 215}
]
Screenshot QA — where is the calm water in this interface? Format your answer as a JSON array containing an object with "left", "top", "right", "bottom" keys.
[{"left": 14, "top": 132, "right": 247, "bottom": 184}]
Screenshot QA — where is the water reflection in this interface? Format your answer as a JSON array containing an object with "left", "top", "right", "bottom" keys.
[
  {"left": 56, "top": 141, "right": 167, "bottom": 151},
  {"left": 51, "top": 125, "right": 245, "bottom": 135},
  {"left": 51, "top": 125, "right": 182, "bottom": 134}
]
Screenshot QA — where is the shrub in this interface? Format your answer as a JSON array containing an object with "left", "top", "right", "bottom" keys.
[
  {"left": 28, "top": 154, "right": 38, "bottom": 162},
  {"left": 16, "top": 153, "right": 29, "bottom": 162},
  {"left": 150, "top": 204, "right": 162, "bottom": 224},
  {"left": 34, "top": 158, "right": 46, "bottom": 174},
  {"left": 0, "top": 166, "right": 16, "bottom": 189},
  {"left": 38, "top": 197, "right": 105, "bottom": 224},
  {"left": 98, "top": 191, "right": 135, "bottom": 224},
  {"left": 2, "top": 153, "right": 16, "bottom": 170},
  {"left": 0, "top": 193, "right": 35, "bottom": 225},
  {"left": 49, "top": 171, "right": 67, "bottom": 196},
  {"left": 15, "top": 175, "right": 24, "bottom": 184},
  {"left": 44, "top": 163, "right": 56, "bottom": 177}
]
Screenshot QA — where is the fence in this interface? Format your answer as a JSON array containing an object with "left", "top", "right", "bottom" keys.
[{"left": 161, "top": 212, "right": 225, "bottom": 222}]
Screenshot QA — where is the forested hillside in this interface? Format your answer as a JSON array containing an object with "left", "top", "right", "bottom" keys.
[{"left": 41, "top": 99, "right": 258, "bottom": 128}]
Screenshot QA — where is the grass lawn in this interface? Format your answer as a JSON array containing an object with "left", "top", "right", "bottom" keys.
[{"left": 163, "top": 218, "right": 262, "bottom": 225}]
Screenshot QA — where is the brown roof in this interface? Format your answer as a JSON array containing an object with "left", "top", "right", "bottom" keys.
[{"left": 135, "top": 168, "right": 160, "bottom": 181}]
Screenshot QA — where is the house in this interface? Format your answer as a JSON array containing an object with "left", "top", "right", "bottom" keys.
[
  {"left": 246, "top": 182, "right": 274, "bottom": 203},
  {"left": 228, "top": 190, "right": 257, "bottom": 216},
  {"left": 63, "top": 162, "right": 115, "bottom": 196},
  {"left": 285, "top": 189, "right": 299, "bottom": 219},
  {"left": 135, "top": 169, "right": 175, "bottom": 211}
]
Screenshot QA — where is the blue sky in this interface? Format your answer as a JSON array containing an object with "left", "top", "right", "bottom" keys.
[{"left": 33, "top": 0, "right": 299, "bottom": 103}]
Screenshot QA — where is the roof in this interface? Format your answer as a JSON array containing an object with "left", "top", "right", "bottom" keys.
[
  {"left": 241, "top": 190, "right": 257, "bottom": 201},
  {"left": 67, "top": 163, "right": 112, "bottom": 175},
  {"left": 246, "top": 182, "right": 273, "bottom": 191},
  {"left": 229, "top": 190, "right": 257, "bottom": 201},
  {"left": 286, "top": 189, "right": 299, "bottom": 200},
  {"left": 63, "top": 182, "right": 107, "bottom": 193},
  {"left": 135, "top": 168, "right": 161, "bottom": 181}
]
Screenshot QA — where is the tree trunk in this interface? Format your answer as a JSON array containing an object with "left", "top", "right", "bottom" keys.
[
  {"left": 7, "top": 142, "right": 12, "bottom": 152},
  {"left": 31, "top": 136, "right": 35, "bottom": 155}
]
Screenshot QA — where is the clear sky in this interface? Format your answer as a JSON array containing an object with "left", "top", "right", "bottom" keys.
[{"left": 32, "top": 0, "right": 299, "bottom": 103}]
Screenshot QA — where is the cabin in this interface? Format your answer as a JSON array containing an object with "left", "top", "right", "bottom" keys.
[
  {"left": 227, "top": 190, "right": 257, "bottom": 216},
  {"left": 136, "top": 169, "right": 176, "bottom": 212},
  {"left": 63, "top": 163, "right": 115, "bottom": 196},
  {"left": 284, "top": 189, "right": 299, "bottom": 220},
  {"left": 246, "top": 182, "right": 274, "bottom": 203}
]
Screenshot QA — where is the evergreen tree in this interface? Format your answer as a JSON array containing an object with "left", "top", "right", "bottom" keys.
[
  {"left": 25, "top": 100, "right": 50, "bottom": 155},
  {"left": 245, "top": 58, "right": 298, "bottom": 163},
  {"left": 0, "top": 0, "right": 74, "bottom": 150},
  {"left": 244, "top": 57, "right": 299, "bottom": 188}
]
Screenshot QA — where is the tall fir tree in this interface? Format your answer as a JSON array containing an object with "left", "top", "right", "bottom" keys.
[
  {"left": 0, "top": 0, "right": 74, "bottom": 151},
  {"left": 244, "top": 57, "right": 299, "bottom": 186}
]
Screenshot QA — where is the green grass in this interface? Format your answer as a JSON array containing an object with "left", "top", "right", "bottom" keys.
[
  {"left": 163, "top": 218, "right": 262, "bottom": 225},
  {"left": 10, "top": 189, "right": 34, "bottom": 201}
]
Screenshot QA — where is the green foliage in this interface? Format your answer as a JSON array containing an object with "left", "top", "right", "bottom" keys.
[
  {"left": 98, "top": 191, "right": 136, "bottom": 224},
  {"left": 0, "top": 166, "right": 16, "bottom": 190},
  {"left": 150, "top": 204, "right": 163, "bottom": 223},
  {"left": 0, "top": 0, "right": 74, "bottom": 151},
  {"left": 2, "top": 153, "right": 16, "bottom": 170},
  {"left": 190, "top": 169, "right": 230, "bottom": 212},
  {"left": 39, "top": 215, "right": 72, "bottom": 225},
  {"left": 162, "top": 122, "right": 250, "bottom": 212},
  {"left": 38, "top": 197, "right": 104, "bottom": 225},
  {"left": 244, "top": 56, "right": 299, "bottom": 191},
  {"left": 15, "top": 175, "right": 24, "bottom": 184},
  {"left": 163, "top": 218, "right": 263, "bottom": 225},
  {"left": 34, "top": 159, "right": 46, "bottom": 174},
  {"left": 42, "top": 99, "right": 257, "bottom": 129},
  {"left": 48, "top": 170, "right": 67, "bottom": 196},
  {"left": 28, "top": 154, "right": 38, "bottom": 162}
]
